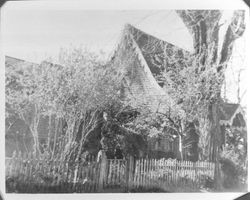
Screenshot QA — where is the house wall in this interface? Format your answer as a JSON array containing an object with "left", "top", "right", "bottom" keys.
[
  {"left": 147, "top": 137, "right": 179, "bottom": 159},
  {"left": 5, "top": 115, "right": 51, "bottom": 157}
]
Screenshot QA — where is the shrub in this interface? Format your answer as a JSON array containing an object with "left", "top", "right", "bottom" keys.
[
  {"left": 220, "top": 146, "right": 247, "bottom": 190},
  {"left": 220, "top": 158, "right": 239, "bottom": 189}
]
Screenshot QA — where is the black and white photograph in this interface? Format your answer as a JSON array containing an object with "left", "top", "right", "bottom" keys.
[{"left": 1, "top": 0, "right": 249, "bottom": 197}]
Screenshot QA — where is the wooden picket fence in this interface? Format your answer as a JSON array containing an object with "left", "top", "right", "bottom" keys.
[
  {"left": 5, "top": 152, "right": 100, "bottom": 193},
  {"left": 5, "top": 151, "right": 215, "bottom": 193},
  {"left": 130, "top": 158, "right": 215, "bottom": 192},
  {"left": 105, "top": 159, "right": 127, "bottom": 189}
]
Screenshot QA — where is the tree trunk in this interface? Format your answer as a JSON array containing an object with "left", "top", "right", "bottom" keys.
[{"left": 209, "top": 102, "right": 222, "bottom": 190}]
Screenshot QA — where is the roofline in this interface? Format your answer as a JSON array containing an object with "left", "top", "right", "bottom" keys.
[
  {"left": 5, "top": 55, "right": 39, "bottom": 66},
  {"left": 124, "top": 23, "right": 192, "bottom": 55},
  {"left": 5, "top": 55, "right": 26, "bottom": 62},
  {"left": 219, "top": 104, "right": 246, "bottom": 127},
  {"left": 127, "top": 31, "right": 166, "bottom": 96},
  {"left": 5, "top": 55, "right": 63, "bottom": 67},
  {"left": 120, "top": 26, "right": 184, "bottom": 114}
]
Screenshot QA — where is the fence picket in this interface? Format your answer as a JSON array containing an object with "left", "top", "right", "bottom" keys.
[
  {"left": 154, "top": 159, "right": 157, "bottom": 187},
  {"left": 145, "top": 158, "right": 148, "bottom": 188},
  {"left": 82, "top": 165, "right": 86, "bottom": 192},
  {"left": 115, "top": 159, "right": 118, "bottom": 187},
  {"left": 141, "top": 158, "right": 144, "bottom": 187},
  {"left": 92, "top": 161, "right": 97, "bottom": 192},
  {"left": 113, "top": 159, "right": 116, "bottom": 187},
  {"left": 136, "top": 159, "right": 139, "bottom": 188},
  {"left": 164, "top": 159, "right": 167, "bottom": 188},
  {"left": 110, "top": 159, "right": 114, "bottom": 186},
  {"left": 150, "top": 159, "right": 153, "bottom": 188},
  {"left": 146, "top": 158, "right": 149, "bottom": 189},
  {"left": 142, "top": 158, "right": 145, "bottom": 187},
  {"left": 142, "top": 158, "right": 144, "bottom": 187},
  {"left": 149, "top": 159, "right": 153, "bottom": 188},
  {"left": 156, "top": 159, "right": 158, "bottom": 186},
  {"left": 90, "top": 160, "right": 94, "bottom": 192},
  {"left": 118, "top": 159, "right": 121, "bottom": 186}
]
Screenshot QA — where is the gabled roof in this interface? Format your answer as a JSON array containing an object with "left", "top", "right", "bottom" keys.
[
  {"left": 5, "top": 56, "right": 26, "bottom": 66},
  {"left": 219, "top": 103, "right": 240, "bottom": 121},
  {"left": 5, "top": 56, "right": 38, "bottom": 67},
  {"left": 5, "top": 56, "right": 39, "bottom": 74},
  {"left": 110, "top": 24, "right": 185, "bottom": 115},
  {"left": 5, "top": 56, "right": 63, "bottom": 74},
  {"left": 124, "top": 24, "right": 192, "bottom": 83},
  {"left": 219, "top": 102, "right": 246, "bottom": 127}
]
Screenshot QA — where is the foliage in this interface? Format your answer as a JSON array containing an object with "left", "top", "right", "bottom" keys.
[
  {"left": 100, "top": 103, "right": 148, "bottom": 157},
  {"left": 126, "top": 42, "right": 226, "bottom": 160},
  {"left": 176, "top": 10, "right": 246, "bottom": 165},
  {"left": 106, "top": 11, "right": 246, "bottom": 163},
  {"left": 225, "top": 127, "right": 247, "bottom": 154},
  {"left": 220, "top": 145, "right": 247, "bottom": 190},
  {"left": 156, "top": 10, "right": 246, "bottom": 162},
  {"left": 162, "top": 55, "right": 223, "bottom": 120},
  {"left": 220, "top": 157, "right": 239, "bottom": 189},
  {"left": 6, "top": 45, "right": 153, "bottom": 160},
  {"left": 6, "top": 47, "right": 127, "bottom": 159}
]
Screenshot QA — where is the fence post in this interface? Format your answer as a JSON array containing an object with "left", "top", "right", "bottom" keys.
[
  {"left": 126, "top": 155, "right": 134, "bottom": 191},
  {"left": 97, "top": 150, "right": 107, "bottom": 192},
  {"left": 194, "top": 161, "right": 197, "bottom": 187},
  {"left": 214, "top": 160, "right": 222, "bottom": 191}
]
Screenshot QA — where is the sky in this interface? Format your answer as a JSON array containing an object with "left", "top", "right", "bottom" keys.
[
  {"left": 1, "top": 1, "right": 248, "bottom": 106},
  {"left": 2, "top": 9, "right": 193, "bottom": 62}
]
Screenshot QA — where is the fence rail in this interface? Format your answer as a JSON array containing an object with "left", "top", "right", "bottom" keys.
[{"left": 5, "top": 151, "right": 215, "bottom": 193}]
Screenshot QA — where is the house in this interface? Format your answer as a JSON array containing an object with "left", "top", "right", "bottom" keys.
[
  {"left": 219, "top": 102, "right": 247, "bottom": 147},
  {"left": 111, "top": 24, "right": 191, "bottom": 112},
  {"left": 110, "top": 24, "right": 195, "bottom": 159}
]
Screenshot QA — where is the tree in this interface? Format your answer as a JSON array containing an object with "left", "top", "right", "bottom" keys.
[
  {"left": 6, "top": 47, "right": 127, "bottom": 159},
  {"left": 6, "top": 46, "right": 147, "bottom": 161},
  {"left": 174, "top": 10, "right": 246, "bottom": 189},
  {"left": 6, "top": 61, "right": 43, "bottom": 155}
]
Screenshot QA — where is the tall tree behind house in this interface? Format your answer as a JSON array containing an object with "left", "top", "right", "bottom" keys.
[
  {"left": 176, "top": 10, "right": 245, "bottom": 160},
  {"left": 175, "top": 10, "right": 245, "bottom": 189}
]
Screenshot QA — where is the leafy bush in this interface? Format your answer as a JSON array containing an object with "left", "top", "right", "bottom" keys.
[
  {"left": 220, "top": 158, "right": 239, "bottom": 189},
  {"left": 220, "top": 146, "right": 247, "bottom": 190}
]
